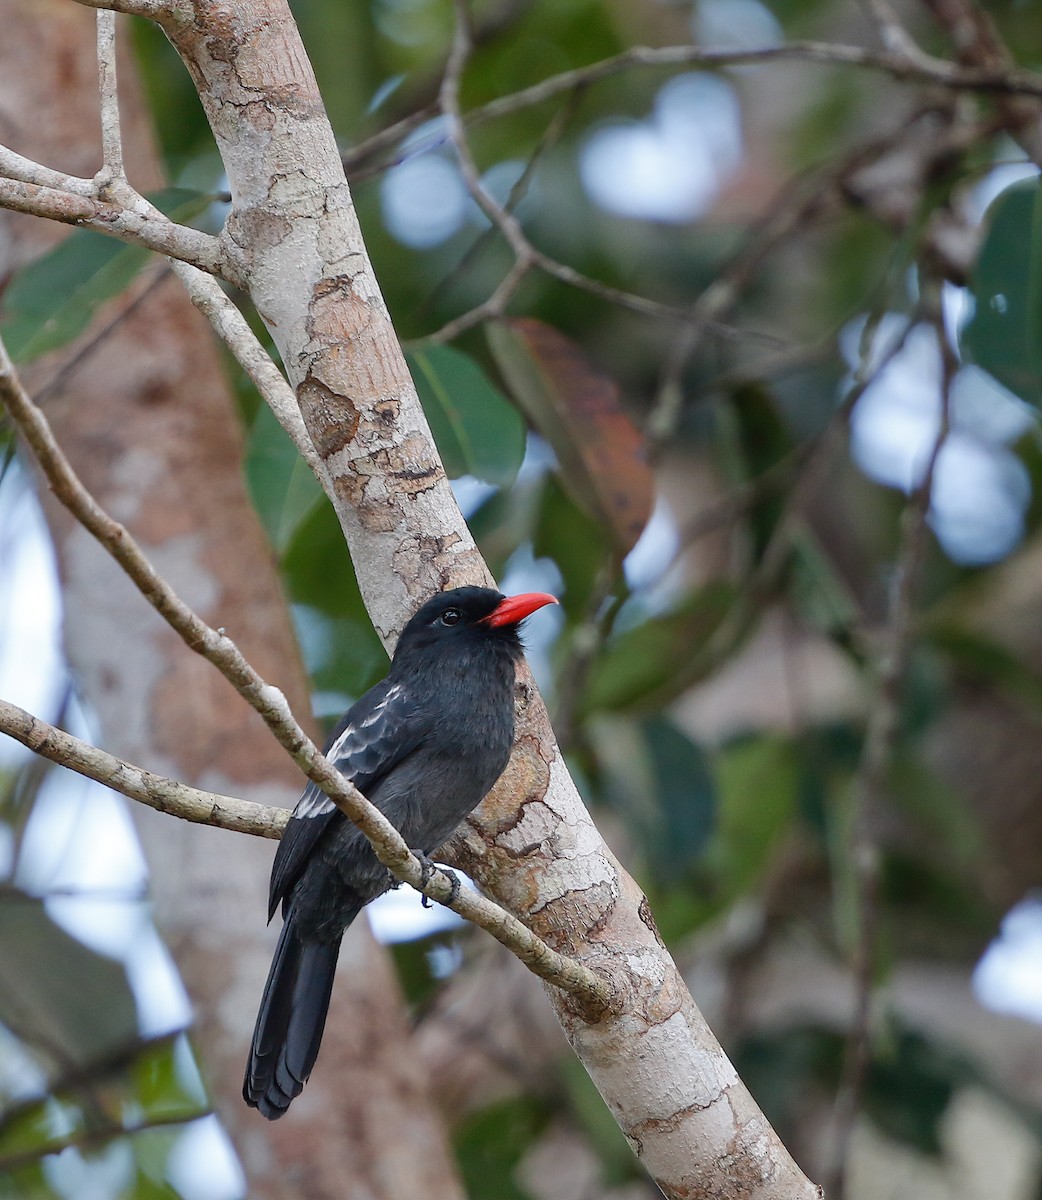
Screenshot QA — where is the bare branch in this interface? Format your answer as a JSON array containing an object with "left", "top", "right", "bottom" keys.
[
  {"left": 0, "top": 145, "right": 96, "bottom": 196},
  {"left": 95, "top": 9, "right": 123, "bottom": 181},
  {"left": 436, "top": 2, "right": 762, "bottom": 343},
  {"left": 0, "top": 176, "right": 237, "bottom": 283},
  {"left": 461, "top": 39, "right": 1042, "bottom": 118},
  {"left": 0, "top": 697, "right": 288, "bottom": 838},
  {"left": 69, "top": 0, "right": 168, "bottom": 15}
]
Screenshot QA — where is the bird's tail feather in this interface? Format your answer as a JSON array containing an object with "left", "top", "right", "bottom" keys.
[{"left": 243, "top": 913, "right": 347, "bottom": 1120}]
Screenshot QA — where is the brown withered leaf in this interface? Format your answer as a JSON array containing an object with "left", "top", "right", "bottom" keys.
[{"left": 487, "top": 318, "right": 653, "bottom": 555}]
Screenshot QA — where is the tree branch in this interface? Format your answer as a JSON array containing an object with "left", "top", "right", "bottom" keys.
[
  {"left": 0, "top": 697, "right": 288, "bottom": 838},
  {"left": 0, "top": 175, "right": 238, "bottom": 283}
]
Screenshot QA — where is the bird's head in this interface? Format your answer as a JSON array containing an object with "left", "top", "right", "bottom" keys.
[{"left": 393, "top": 586, "right": 558, "bottom": 659}]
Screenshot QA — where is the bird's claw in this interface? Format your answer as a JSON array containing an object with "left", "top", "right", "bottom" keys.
[{"left": 413, "top": 851, "right": 462, "bottom": 908}]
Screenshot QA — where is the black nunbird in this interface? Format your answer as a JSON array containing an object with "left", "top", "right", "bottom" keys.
[{"left": 243, "top": 586, "right": 557, "bottom": 1119}]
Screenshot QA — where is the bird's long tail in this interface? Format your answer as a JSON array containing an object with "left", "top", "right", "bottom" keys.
[{"left": 243, "top": 912, "right": 346, "bottom": 1120}]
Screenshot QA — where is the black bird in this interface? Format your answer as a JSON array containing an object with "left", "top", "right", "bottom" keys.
[{"left": 243, "top": 585, "right": 557, "bottom": 1119}]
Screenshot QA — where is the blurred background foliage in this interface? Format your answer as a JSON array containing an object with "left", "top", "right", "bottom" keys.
[{"left": 5, "top": 0, "right": 1042, "bottom": 1195}]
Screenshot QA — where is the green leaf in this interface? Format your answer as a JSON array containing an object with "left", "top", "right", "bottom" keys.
[
  {"left": 131, "top": 1037, "right": 208, "bottom": 1124},
  {"left": 591, "top": 716, "right": 715, "bottom": 881},
  {"left": 407, "top": 345, "right": 525, "bottom": 486},
  {"left": 864, "top": 1029, "right": 961, "bottom": 1155},
  {"left": 1, "top": 189, "right": 213, "bottom": 364},
  {"left": 929, "top": 623, "right": 1042, "bottom": 712},
  {"left": 454, "top": 1096, "right": 549, "bottom": 1200},
  {"left": 0, "top": 895, "right": 138, "bottom": 1074},
  {"left": 582, "top": 582, "right": 738, "bottom": 714},
  {"left": 533, "top": 473, "right": 610, "bottom": 612},
  {"left": 962, "top": 178, "right": 1042, "bottom": 408},
  {"left": 710, "top": 735, "right": 799, "bottom": 895},
  {"left": 244, "top": 403, "right": 325, "bottom": 555},
  {"left": 280, "top": 502, "right": 387, "bottom": 702}
]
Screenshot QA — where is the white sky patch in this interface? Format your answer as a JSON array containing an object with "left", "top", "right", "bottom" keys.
[
  {"left": 43, "top": 1140, "right": 135, "bottom": 1200},
  {"left": 15, "top": 765, "right": 148, "bottom": 898},
  {"left": 975, "top": 898, "right": 1042, "bottom": 1023},
  {"left": 451, "top": 474, "right": 497, "bottom": 517},
  {"left": 0, "top": 1022, "right": 48, "bottom": 1105},
  {"left": 623, "top": 493, "right": 680, "bottom": 592},
  {"left": 381, "top": 153, "right": 468, "bottom": 248},
  {"left": 367, "top": 876, "right": 466, "bottom": 942},
  {"left": 691, "top": 0, "right": 782, "bottom": 50},
  {"left": 167, "top": 1115, "right": 247, "bottom": 1200},
  {"left": 844, "top": 313, "right": 1035, "bottom": 565},
  {"left": 0, "top": 462, "right": 64, "bottom": 756},
  {"left": 467, "top": 159, "right": 540, "bottom": 228},
  {"left": 126, "top": 924, "right": 194, "bottom": 1037},
  {"left": 498, "top": 544, "right": 565, "bottom": 695},
  {"left": 580, "top": 73, "right": 743, "bottom": 223}
]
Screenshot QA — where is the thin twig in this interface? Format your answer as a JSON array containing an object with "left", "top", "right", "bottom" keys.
[
  {"left": 95, "top": 9, "right": 123, "bottom": 182},
  {"left": 0, "top": 338, "right": 614, "bottom": 1017},
  {"left": 346, "top": 33, "right": 1042, "bottom": 182},
  {"left": 419, "top": 87, "right": 583, "bottom": 323},
  {"left": 858, "top": 0, "right": 926, "bottom": 58},
  {"left": 170, "top": 260, "right": 324, "bottom": 479},
  {"left": 455, "top": 39, "right": 1042, "bottom": 118},
  {"left": 824, "top": 290, "right": 954, "bottom": 1199},
  {"left": 435, "top": 2, "right": 764, "bottom": 344}
]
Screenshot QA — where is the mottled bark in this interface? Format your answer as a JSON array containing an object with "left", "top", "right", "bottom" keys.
[
  {"left": 0, "top": 4, "right": 464, "bottom": 1196},
  {"left": 120, "top": 2, "right": 822, "bottom": 1195}
]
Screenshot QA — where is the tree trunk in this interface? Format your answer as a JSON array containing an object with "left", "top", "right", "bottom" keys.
[
  {"left": 0, "top": 4, "right": 465, "bottom": 1196},
  {"left": 133, "top": 2, "right": 823, "bottom": 1195}
]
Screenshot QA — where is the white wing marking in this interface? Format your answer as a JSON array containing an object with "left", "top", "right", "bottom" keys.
[
  {"left": 295, "top": 790, "right": 336, "bottom": 819},
  {"left": 360, "top": 683, "right": 402, "bottom": 729}
]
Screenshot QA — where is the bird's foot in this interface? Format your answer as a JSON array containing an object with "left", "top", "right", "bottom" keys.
[{"left": 413, "top": 851, "right": 462, "bottom": 908}]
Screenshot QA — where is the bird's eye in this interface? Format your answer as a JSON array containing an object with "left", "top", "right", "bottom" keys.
[{"left": 441, "top": 608, "right": 462, "bottom": 626}]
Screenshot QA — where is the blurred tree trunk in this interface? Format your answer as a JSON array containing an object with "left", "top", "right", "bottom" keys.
[{"left": 0, "top": 4, "right": 465, "bottom": 1197}]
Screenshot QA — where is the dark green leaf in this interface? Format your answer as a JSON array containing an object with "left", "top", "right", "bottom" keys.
[
  {"left": 533, "top": 473, "right": 609, "bottom": 613},
  {"left": 280, "top": 502, "right": 387, "bottom": 702},
  {"left": 962, "top": 178, "right": 1042, "bottom": 408},
  {"left": 0, "top": 894, "right": 138, "bottom": 1073},
  {"left": 709, "top": 735, "right": 799, "bottom": 895},
  {"left": 454, "top": 1096, "right": 549, "bottom": 1200},
  {"left": 733, "top": 1026, "right": 843, "bottom": 1142},
  {"left": 929, "top": 624, "right": 1042, "bottom": 712},
  {"left": 1, "top": 189, "right": 213, "bottom": 364},
  {"left": 592, "top": 717, "right": 715, "bottom": 881},
  {"left": 244, "top": 403, "right": 324, "bottom": 554},
  {"left": 407, "top": 345, "right": 525, "bottom": 486},
  {"left": 582, "top": 582, "right": 738, "bottom": 714},
  {"left": 864, "top": 1030, "right": 960, "bottom": 1155}
]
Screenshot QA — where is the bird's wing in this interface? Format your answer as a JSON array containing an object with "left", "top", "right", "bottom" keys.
[{"left": 268, "top": 680, "right": 422, "bottom": 918}]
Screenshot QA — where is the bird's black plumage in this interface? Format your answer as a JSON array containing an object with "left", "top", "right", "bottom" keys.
[{"left": 243, "top": 585, "right": 556, "bottom": 1119}]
